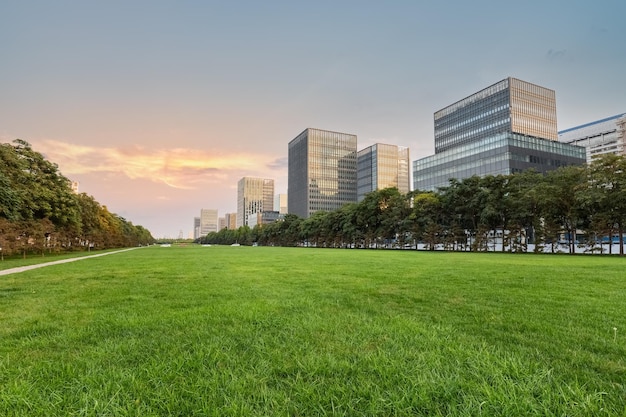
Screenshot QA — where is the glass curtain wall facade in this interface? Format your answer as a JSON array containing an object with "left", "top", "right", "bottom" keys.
[
  {"left": 558, "top": 113, "right": 626, "bottom": 162},
  {"left": 357, "top": 143, "right": 410, "bottom": 201},
  {"left": 237, "top": 177, "right": 274, "bottom": 227},
  {"left": 200, "top": 209, "right": 218, "bottom": 236},
  {"left": 415, "top": 77, "right": 584, "bottom": 191},
  {"left": 434, "top": 78, "right": 557, "bottom": 154},
  {"left": 288, "top": 128, "right": 357, "bottom": 218},
  {"left": 414, "top": 134, "right": 586, "bottom": 190}
]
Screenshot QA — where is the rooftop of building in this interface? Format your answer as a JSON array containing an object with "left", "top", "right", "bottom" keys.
[{"left": 559, "top": 113, "right": 626, "bottom": 135}]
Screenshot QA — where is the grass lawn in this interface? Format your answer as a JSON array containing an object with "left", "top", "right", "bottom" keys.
[
  {"left": 1, "top": 246, "right": 625, "bottom": 416},
  {"left": 0, "top": 248, "right": 125, "bottom": 271}
]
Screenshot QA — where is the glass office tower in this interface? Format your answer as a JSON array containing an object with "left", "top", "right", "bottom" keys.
[
  {"left": 237, "top": 177, "right": 274, "bottom": 227},
  {"left": 357, "top": 143, "right": 410, "bottom": 201},
  {"left": 414, "top": 77, "right": 585, "bottom": 191},
  {"left": 288, "top": 128, "right": 357, "bottom": 218}
]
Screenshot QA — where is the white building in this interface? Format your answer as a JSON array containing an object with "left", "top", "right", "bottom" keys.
[
  {"left": 199, "top": 209, "right": 218, "bottom": 237},
  {"left": 559, "top": 113, "right": 626, "bottom": 162}
]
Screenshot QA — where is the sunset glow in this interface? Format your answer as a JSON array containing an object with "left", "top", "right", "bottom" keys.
[{"left": 2, "top": 1, "right": 625, "bottom": 237}]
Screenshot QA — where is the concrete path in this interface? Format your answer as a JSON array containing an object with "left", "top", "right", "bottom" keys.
[{"left": 0, "top": 247, "right": 141, "bottom": 276}]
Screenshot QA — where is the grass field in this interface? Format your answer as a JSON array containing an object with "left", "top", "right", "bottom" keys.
[
  {"left": 1, "top": 246, "right": 625, "bottom": 416},
  {"left": 0, "top": 248, "right": 124, "bottom": 271}
]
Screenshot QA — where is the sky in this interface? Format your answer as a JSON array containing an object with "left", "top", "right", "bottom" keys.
[{"left": 2, "top": 1, "right": 625, "bottom": 239}]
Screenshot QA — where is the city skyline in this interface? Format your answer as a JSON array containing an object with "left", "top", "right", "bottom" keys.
[{"left": 2, "top": 1, "right": 625, "bottom": 238}]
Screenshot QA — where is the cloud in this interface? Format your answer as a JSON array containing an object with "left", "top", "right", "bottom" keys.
[
  {"left": 35, "top": 140, "right": 280, "bottom": 190},
  {"left": 267, "top": 156, "right": 288, "bottom": 170},
  {"left": 546, "top": 49, "right": 567, "bottom": 60}
]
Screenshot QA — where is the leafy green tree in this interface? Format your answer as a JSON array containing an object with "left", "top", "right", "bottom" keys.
[
  {"left": 587, "top": 154, "right": 626, "bottom": 255},
  {"left": 282, "top": 214, "right": 303, "bottom": 246},
  {"left": 539, "top": 166, "right": 589, "bottom": 254},
  {"left": 301, "top": 211, "right": 327, "bottom": 247},
  {"left": 11, "top": 140, "right": 81, "bottom": 229},
  {"left": 409, "top": 191, "right": 442, "bottom": 250},
  {"left": 439, "top": 176, "right": 489, "bottom": 251},
  {"left": 479, "top": 175, "right": 513, "bottom": 251},
  {"left": 506, "top": 170, "right": 544, "bottom": 253},
  {"left": 0, "top": 171, "right": 21, "bottom": 221}
]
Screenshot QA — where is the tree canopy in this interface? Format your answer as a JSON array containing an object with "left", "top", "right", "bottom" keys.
[
  {"left": 0, "top": 140, "right": 154, "bottom": 258},
  {"left": 201, "top": 154, "right": 626, "bottom": 255}
]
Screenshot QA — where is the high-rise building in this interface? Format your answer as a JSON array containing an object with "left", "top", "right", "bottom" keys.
[
  {"left": 357, "top": 143, "right": 410, "bottom": 201},
  {"left": 558, "top": 113, "right": 626, "bottom": 162},
  {"left": 237, "top": 177, "right": 274, "bottom": 227},
  {"left": 288, "top": 128, "right": 358, "bottom": 218},
  {"left": 193, "top": 217, "right": 201, "bottom": 240},
  {"left": 224, "top": 212, "right": 237, "bottom": 230},
  {"left": 274, "top": 193, "right": 288, "bottom": 214},
  {"left": 413, "top": 77, "right": 586, "bottom": 191},
  {"left": 200, "top": 209, "right": 218, "bottom": 236}
]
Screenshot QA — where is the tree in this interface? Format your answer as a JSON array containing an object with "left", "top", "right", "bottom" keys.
[
  {"left": 587, "top": 154, "right": 626, "bottom": 255},
  {"left": 10, "top": 140, "right": 81, "bottom": 229},
  {"left": 409, "top": 191, "right": 442, "bottom": 250},
  {"left": 507, "top": 170, "right": 544, "bottom": 253},
  {"left": 439, "top": 176, "right": 489, "bottom": 251},
  {"left": 539, "top": 166, "right": 589, "bottom": 254},
  {"left": 301, "top": 211, "right": 328, "bottom": 247}
]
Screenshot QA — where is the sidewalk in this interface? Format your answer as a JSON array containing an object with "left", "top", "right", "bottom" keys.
[{"left": 0, "top": 247, "right": 140, "bottom": 276}]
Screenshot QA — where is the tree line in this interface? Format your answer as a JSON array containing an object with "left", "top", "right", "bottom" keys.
[
  {"left": 200, "top": 154, "right": 626, "bottom": 255},
  {"left": 0, "top": 140, "right": 154, "bottom": 258}
]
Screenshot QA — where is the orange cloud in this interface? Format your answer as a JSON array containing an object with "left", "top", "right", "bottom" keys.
[{"left": 36, "top": 140, "right": 279, "bottom": 190}]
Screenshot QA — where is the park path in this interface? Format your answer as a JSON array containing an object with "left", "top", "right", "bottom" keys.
[{"left": 0, "top": 247, "right": 141, "bottom": 276}]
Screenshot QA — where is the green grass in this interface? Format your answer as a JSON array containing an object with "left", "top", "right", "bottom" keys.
[
  {"left": 0, "top": 248, "right": 124, "bottom": 270},
  {"left": 1, "top": 246, "right": 625, "bottom": 416}
]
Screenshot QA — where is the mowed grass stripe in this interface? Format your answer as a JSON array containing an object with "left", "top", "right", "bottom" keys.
[{"left": 0, "top": 246, "right": 625, "bottom": 416}]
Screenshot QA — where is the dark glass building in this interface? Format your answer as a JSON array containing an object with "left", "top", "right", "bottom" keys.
[
  {"left": 288, "top": 128, "right": 357, "bottom": 218},
  {"left": 357, "top": 143, "right": 410, "bottom": 201},
  {"left": 414, "top": 77, "right": 586, "bottom": 191}
]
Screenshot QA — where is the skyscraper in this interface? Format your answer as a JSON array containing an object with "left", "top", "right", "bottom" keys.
[
  {"left": 237, "top": 177, "right": 274, "bottom": 227},
  {"left": 288, "top": 128, "right": 357, "bottom": 218},
  {"left": 357, "top": 143, "right": 410, "bottom": 201},
  {"left": 193, "top": 217, "right": 201, "bottom": 240},
  {"left": 199, "top": 209, "right": 218, "bottom": 236},
  {"left": 224, "top": 212, "right": 237, "bottom": 230},
  {"left": 413, "top": 77, "right": 586, "bottom": 191}
]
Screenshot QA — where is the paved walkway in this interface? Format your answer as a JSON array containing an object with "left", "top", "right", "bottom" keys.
[{"left": 0, "top": 247, "right": 141, "bottom": 276}]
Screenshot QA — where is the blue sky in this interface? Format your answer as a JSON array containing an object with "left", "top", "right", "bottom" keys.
[{"left": 2, "top": 1, "right": 625, "bottom": 238}]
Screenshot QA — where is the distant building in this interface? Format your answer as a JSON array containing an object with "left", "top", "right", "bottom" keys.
[
  {"left": 274, "top": 193, "right": 288, "bottom": 214},
  {"left": 224, "top": 212, "right": 237, "bottom": 230},
  {"left": 357, "top": 143, "right": 410, "bottom": 201},
  {"left": 413, "top": 77, "right": 586, "bottom": 191},
  {"left": 237, "top": 177, "right": 274, "bottom": 228},
  {"left": 71, "top": 181, "right": 79, "bottom": 193},
  {"left": 288, "top": 128, "right": 357, "bottom": 218},
  {"left": 200, "top": 209, "right": 218, "bottom": 236},
  {"left": 193, "top": 217, "right": 201, "bottom": 240},
  {"left": 247, "top": 211, "right": 283, "bottom": 228},
  {"left": 558, "top": 113, "right": 626, "bottom": 162},
  {"left": 218, "top": 217, "right": 227, "bottom": 231}
]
